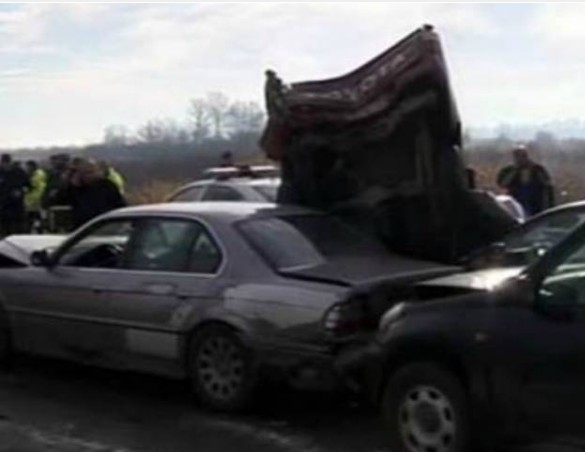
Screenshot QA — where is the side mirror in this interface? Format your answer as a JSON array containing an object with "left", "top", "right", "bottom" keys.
[{"left": 30, "top": 249, "right": 55, "bottom": 268}]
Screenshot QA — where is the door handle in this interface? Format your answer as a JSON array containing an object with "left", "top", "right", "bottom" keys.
[{"left": 145, "top": 284, "right": 176, "bottom": 296}]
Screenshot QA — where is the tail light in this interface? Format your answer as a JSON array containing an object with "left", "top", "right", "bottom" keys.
[{"left": 323, "top": 296, "right": 369, "bottom": 337}]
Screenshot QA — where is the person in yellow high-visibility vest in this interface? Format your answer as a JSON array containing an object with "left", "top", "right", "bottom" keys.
[
  {"left": 98, "top": 160, "right": 126, "bottom": 196},
  {"left": 25, "top": 160, "right": 47, "bottom": 232}
]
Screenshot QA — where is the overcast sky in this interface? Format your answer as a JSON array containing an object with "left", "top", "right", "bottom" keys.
[{"left": 0, "top": 3, "right": 584, "bottom": 148}]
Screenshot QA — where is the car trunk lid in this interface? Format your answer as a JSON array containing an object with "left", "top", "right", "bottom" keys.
[{"left": 281, "top": 255, "right": 460, "bottom": 332}]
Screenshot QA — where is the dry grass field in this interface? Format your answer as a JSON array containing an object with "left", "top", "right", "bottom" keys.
[{"left": 123, "top": 144, "right": 585, "bottom": 207}]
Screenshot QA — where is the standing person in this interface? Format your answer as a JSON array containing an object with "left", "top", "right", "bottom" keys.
[
  {"left": 24, "top": 160, "right": 47, "bottom": 233},
  {"left": 55, "top": 159, "right": 126, "bottom": 230},
  {"left": 0, "top": 154, "right": 29, "bottom": 236},
  {"left": 497, "top": 145, "right": 553, "bottom": 217},
  {"left": 42, "top": 154, "right": 73, "bottom": 232},
  {"left": 98, "top": 160, "right": 126, "bottom": 195},
  {"left": 219, "top": 151, "right": 234, "bottom": 167},
  {"left": 42, "top": 154, "right": 71, "bottom": 208}
]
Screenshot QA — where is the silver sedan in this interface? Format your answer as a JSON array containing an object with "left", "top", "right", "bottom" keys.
[{"left": 0, "top": 202, "right": 455, "bottom": 411}]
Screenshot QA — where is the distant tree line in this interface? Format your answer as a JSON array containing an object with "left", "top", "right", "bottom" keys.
[
  {"left": 6, "top": 100, "right": 585, "bottom": 204},
  {"left": 0, "top": 91, "right": 268, "bottom": 194}
]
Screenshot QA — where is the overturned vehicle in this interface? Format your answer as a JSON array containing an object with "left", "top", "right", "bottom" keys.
[{"left": 261, "top": 25, "right": 515, "bottom": 264}]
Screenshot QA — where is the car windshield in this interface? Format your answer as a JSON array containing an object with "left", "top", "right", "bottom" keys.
[
  {"left": 251, "top": 184, "right": 278, "bottom": 202},
  {"left": 501, "top": 208, "right": 585, "bottom": 266},
  {"left": 239, "top": 214, "right": 386, "bottom": 271}
]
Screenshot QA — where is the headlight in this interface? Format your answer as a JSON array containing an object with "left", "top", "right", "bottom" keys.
[{"left": 378, "top": 302, "right": 406, "bottom": 331}]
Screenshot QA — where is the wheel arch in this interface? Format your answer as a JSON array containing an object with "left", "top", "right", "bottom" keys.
[
  {"left": 181, "top": 319, "right": 247, "bottom": 373},
  {"left": 376, "top": 339, "right": 470, "bottom": 403}
]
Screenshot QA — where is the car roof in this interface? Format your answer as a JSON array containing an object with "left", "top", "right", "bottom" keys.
[
  {"left": 528, "top": 200, "right": 585, "bottom": 221},
  {"left": 180, "top": 178, "right": 280, "bottom": 189},
  {"left": 106, "top": 202, "right": 318, "bottom": 224}
]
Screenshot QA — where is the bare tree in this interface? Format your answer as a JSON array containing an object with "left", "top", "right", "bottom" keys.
[
  {"left": 189, "top": 98, "right": 211, "bottom": 143},
  {"left": 206, "top": 91, "right": 230, "bottom": 138},
  {"left": 136, "top": 119, "right": 187, "bottom": 144},
  {"left": 226, "top": 101, "right": 264, "bottom": 137},
  {"left": 103, "top": 125, "right": 130, "bottom": 146}
]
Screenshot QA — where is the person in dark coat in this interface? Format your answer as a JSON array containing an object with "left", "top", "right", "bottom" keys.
[
  {"left": 497, "top": 145, "right": 553, "bottom": 217},
  {"left": 0, "top": 154, "right": 30, "bottom": 236},
  {"left": 55, "top": 159, "right": 126, "bottom": 230}
]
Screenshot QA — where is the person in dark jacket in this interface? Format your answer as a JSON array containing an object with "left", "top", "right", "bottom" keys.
[
  {"left": 0, "top": 154, "right": 30, "bottom": 236},
  {"left": 55, "top": 159, "right": 126, "bottom": 230},
  {"left": 497, "top": 145, "right": 553, "bottom": 217}
]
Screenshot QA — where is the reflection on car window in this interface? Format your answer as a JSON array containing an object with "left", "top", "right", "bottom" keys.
[
  {"left": 60, "top": 220, "right": 134, "bottom": 268},
  {"left": 239, "top": 214, "right": 386, "bottom": 271},
  {"left": 189, "top": 231, "right": 222, "bottom": 274},
  {"left": 124, "top": 220, "right": 199, "bottom": 272},
  {"left": 505, "top": 210, "right": 585, "bottom": 258}
]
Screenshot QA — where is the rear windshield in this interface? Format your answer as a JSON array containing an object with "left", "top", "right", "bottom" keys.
[{"left": 239, "top": 214, "right": 386, "bottom": 271}]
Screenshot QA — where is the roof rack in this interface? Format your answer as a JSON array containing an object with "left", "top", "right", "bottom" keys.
[{"left": 203, "top": 165, "right": 279, "bottom": 180}]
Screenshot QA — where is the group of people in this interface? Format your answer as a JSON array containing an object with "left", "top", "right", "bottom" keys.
[{"left": 0, "top": 153, "right": 126, "bottom": 237}]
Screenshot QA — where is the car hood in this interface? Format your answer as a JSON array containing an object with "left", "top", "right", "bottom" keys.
[
  {"left": 417, "top": 267, "right": 524, "bottom": 293},
  {"left": 280, "top": 255, "right": 460, "bottom": 289},
  {"left": 0, "top": 235, "right": 67, "bottom": 266}
]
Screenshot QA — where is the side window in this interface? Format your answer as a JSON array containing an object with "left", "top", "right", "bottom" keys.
[
  {"left": 188, "top": 226, "right": 222, "bottom": 274},
  {"left": 202, "top": 185, "right": 245, "bottom": 201},
  {"left": 123, "top": 219, "right": 200, "bottom": 272},
  {"left": 59, "top": 219, "right": 134, "bottom": 268},
  {"left": 506, "top": 211, "right": 585, "bottom": 251},
  {"left": 121, "top": 219, "right": 222, "bottom": 274},
  {"left": 171, "top": 186, "right": 204, "bottom": 202},
  {"left": 540, "top": 240, "right": 585, "bottom": 310}
]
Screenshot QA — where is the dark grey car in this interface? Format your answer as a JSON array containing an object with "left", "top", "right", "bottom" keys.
[{"left": 0, "top": 202, "right": 456, "bottom": 411}]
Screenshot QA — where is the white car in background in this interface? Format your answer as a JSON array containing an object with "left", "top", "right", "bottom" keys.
[
  {"left": 495, "top": 194, "right": 526, "bottom": 222},
  {"left": 168, "top": 165, "right": 280, "bottom": 203}
]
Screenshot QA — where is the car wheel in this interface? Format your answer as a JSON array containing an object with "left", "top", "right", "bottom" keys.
[
  {"left": 382, "top": 362, "right": 471, "bottom": 452},
  {"left": 189, "top": 325, "right": 256, "bottom": 412}
]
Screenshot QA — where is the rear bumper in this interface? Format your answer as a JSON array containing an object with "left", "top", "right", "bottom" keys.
[{"left": 254, "top": 341, "right": 359, "bottom": 392}]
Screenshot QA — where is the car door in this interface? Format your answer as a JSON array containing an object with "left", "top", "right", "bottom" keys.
[
  {"left": 97, "top": 216, "right": 225, "bottom": 369},
  {"left": 502, "top": 233, "right": 585, "bottom": 439},
  {"left": 4, "top": 218, "right": 135, "bottom": 361}
]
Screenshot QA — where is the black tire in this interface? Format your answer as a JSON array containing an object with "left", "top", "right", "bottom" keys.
[
  {"left": 188, "top": 324, "right": 257, "bottom": 412},
  {"left": 381, "top": 362, "right": 471, "bottom": 452}
]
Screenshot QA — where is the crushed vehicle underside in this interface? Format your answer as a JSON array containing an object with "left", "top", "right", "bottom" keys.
[{"left": 261, "top": 25, "right": 516, "bottom": 264}]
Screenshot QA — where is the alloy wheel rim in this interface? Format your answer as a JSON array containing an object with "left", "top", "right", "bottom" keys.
[
  {"left": 196, "top": 335, "right": 245, "bottom": 402},
  {"left": 398, "top": 385, "right": 457, "bottom": 452}
]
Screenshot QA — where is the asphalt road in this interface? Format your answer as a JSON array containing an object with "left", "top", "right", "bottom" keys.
[{"left": 0, "top": 356, "right": 581, "bottom": 452}]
